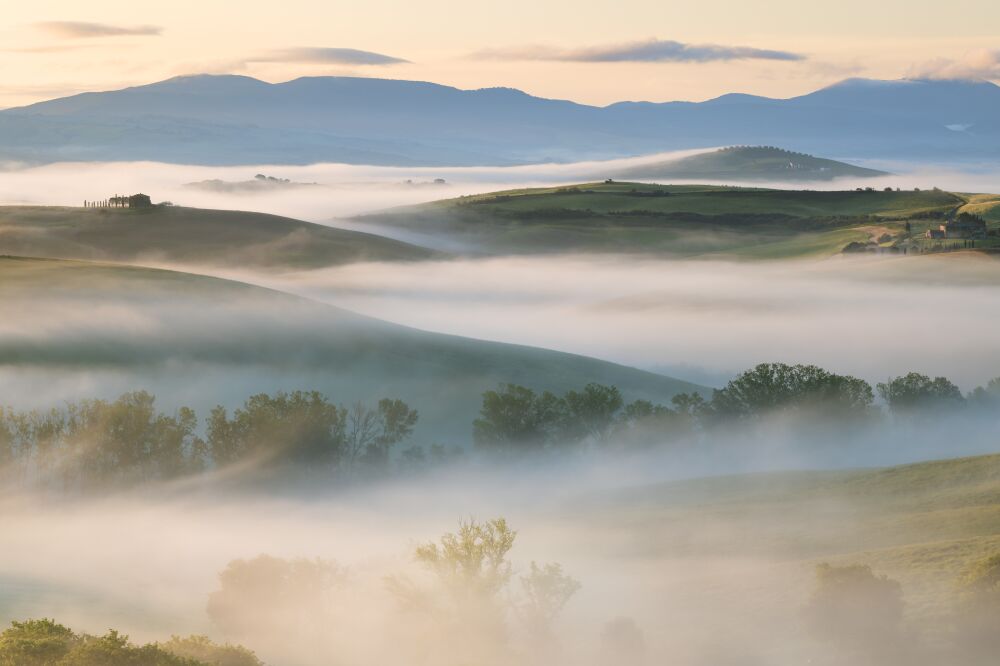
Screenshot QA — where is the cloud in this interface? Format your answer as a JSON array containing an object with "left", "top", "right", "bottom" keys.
[
  {"left": 35, "top": 21, "right": 162, "bottom": 38},
  {"left": 473, "top": 38, "right": 805, "bottom": 63},
  {"left": 252, "top": 47, "right": 409, "bottom": 66},
  {"left": 910, "top": 49, "right": 1000, "bottom": 81}
]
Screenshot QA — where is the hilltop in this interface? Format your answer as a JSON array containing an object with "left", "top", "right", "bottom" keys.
[
  {"left": 616, "top": 146, "right": 888, "bottom": 181},
  {"left": 0, "top": 75, "right": 998, "bottom": 165},
  {"left": 355, "top": 181, "right": 989, "bottom": 258},
  {"left": 0, "top": 204, "right": 436, "bottom": 271},
  {"left": 0, "top": 256, "right": 705, "bottom": 442}
]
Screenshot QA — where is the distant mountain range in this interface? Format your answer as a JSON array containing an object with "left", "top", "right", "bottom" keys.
[
  {"left": 1, "top": 75, "right": 998, "bottom": 166},
  {"left": 616, "top": 146, "right": 888, "bottom": 181}
]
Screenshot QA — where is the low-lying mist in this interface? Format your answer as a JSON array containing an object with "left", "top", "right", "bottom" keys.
[
  {"left": 3, "top": 438, "right": 999, "bottom": 666},
  {"left": 2, "top": 156, "right": 999, "bottom": 222},
  {"left": 228, "top": 252, "right": 1000, "bottom": 391}
]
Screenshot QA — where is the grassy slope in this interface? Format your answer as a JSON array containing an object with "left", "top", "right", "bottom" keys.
[
  {"left": 0, "top": 205, "right": 437, "bottom": 271},
  {"left": 581, "top": 453, "right": 1000, "bottom": 629},
  {"left": 616, "top": 147, "right": 888, "bottom": 181},
  {"left": 357, "top": 182, "right": 971, "bottom": 259},
  {"left": 0, "top": 256, "right": 705, "bottom": 440}
]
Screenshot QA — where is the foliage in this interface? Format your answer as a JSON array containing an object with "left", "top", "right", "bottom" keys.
[
  {"left": 877, "top": 372, "right": 965, "bottom": 414},
  {"left": 207, "top": 391, "right": 417, "bottom": 472},
  {"left": 413, "top": 518, "right": 517, "bottom": 601},
  {"left": 0, "top": 619, "right": 77, "bottom": 666},
  {"left": 0, "top": 619, "right": 249, "bottom": 666},
  {"left": 473, "top": 383, "right": 686, "bottom": 452},
  {"left": 804, "top": 563, "right": 904, "bottom": 654},
  {"left": 967, "top": 377, "right": 1000, "bottom": 408},
  {"left": 207, "top": 555, "right": 342, "bottom": 641},
  {"left": 158, "top": 636, "right": 263, "bottom": 666},
  {"left": 473, "top": 385, "right": 564, "bottom": 452},
  {"left": 517, "top": 562, "right": 581, "bottom": 642},
  {"left": 709, "top": 362, "right": 874, "bottom": 421},
  {"left": 0, "top": 392, "right": 203, "bottom": 491},
  {"left": 389, "top": 517, "right": 579, "bottom": 666}
]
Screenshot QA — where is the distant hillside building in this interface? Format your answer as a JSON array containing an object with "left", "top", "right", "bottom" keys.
[
  {"left": 85, "top": 193, "right": 153, "bottom": 209},
  {"left": 924, "top": 213, "right": 987, "bottom": 240}
]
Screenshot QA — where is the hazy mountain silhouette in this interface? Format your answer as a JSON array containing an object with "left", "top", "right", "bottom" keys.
[{"left": 1, "top": 75, "right": 996, "bottom": 166}]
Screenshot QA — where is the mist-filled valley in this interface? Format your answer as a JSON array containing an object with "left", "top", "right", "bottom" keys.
[{"left": 4, "top": 23, "right": 1000, "bottom": 664}]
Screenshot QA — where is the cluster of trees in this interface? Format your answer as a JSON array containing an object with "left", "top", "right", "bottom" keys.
[
  {"left": 473, "top": 363, "right": 1000, "bottom": 452},
  {"left": 0, "top": 391, "right": 418, "bottom": 492},
  {"left": 206, "top": 518, "right": 585, "bottom": 666},
  {"left": 805, "top": 554, "right": 1000, "bottom": 665},
  {"left": 0, "top": 619, "right": 260, "bottom": 666},
  {"left": 473, "top": 383, "right": 695, "bottom": 453},
  {"left": 2, "top": 362, "right": 996, "bottom": 491}
]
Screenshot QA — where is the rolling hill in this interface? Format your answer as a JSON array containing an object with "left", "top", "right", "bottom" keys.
[
  {"left": 616, "top": 146, "right": 888, "bottom": 181},
  {"left": 355, "top": 181, "right": 972, "bottom": 258},
  {"left": 0, "top": 256, "right": 705, "bottom": 442},
  {"left": 0, "top": 204, "right": 437, "bottom": 271},
  {"left": 1, "top": 75, "right": 998, "bottom": 166},
  {"left": 573, "top": 453, "right": 1000, "bottom": 635}
]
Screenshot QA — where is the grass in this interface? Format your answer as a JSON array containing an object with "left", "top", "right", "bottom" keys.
[
  {"left": 578, "top": 453, "right": 1000, "bottom": 629},
  {"left": 0, "top": 204, "right": 437, "bottom": 271},
  {"left": 359, "top": 182, "right": 978, "bottom": 259}
]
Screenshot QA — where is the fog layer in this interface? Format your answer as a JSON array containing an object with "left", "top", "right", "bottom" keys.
[{"left": 229, "top": 252, "right": 1000, "bottom": 390}]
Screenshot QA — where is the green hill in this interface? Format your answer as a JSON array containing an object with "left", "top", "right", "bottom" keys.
[
  {"left": 356, "top": 181, "right": 970, "bottom": 258},
  {"left": 0, "top": 256, "right": 704, "bottom": 442},
  {"left": 574, "top": 453, "right": 1000, "bottom": 633},
  {"left": 0, "top": 205, "right": 437, "bottom": 271},
  {"left": 616, "top": 146, "right": 888, "bottom": 182}
]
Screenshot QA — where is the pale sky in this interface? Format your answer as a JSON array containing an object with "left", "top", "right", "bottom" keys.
[{"left": 1, "top": 0, "right": 998, "bottom": 108}]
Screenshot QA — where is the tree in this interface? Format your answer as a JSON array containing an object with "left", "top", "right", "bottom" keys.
[
  {"left": 598, "top": 617, "right": 645, "bottom": 666},
  {"left": 207, "top": 555, "right": 342, "bottom": 642},
  {"left": 158, "top": 635, "right": 263, "bottom": 666},
  {"left": 517, "top": 562, "right": 581, "bottom": 644},
  {"left": 804, "top": 563, "right": 904, "bottom": 660},
  {"left": 207, "top": 391, "right": 346, "bottom": 469},
  {"left": 0, "top": 618, "right": 77, "bottom": 665},
  {"left": 560, "top": 384, "right": 623, "bottom": 443},
  {"left": 413, "top": 518, "right": 517, "bottom": 601},
  {"left": 876, "top": 372, "right": 964, "bottom": 415},
  {"left": 967, "top": 377, "right": 1000, "bottom": 408},
  {"left": 0, "top": 619, "right": 209, "bottom": 666},
  {"left": 710, "top": 363, "right": 874, "bottom": 421},
  {"left": 473, "top": 385, "right": 563, "bottom": 452},
  {"left": 389, "top": 518, "right": 518, "bottom": 666}
]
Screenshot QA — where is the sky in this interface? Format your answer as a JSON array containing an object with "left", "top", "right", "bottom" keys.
[{"left": 0, "top": 0, "right": 998, "bottom": 108}]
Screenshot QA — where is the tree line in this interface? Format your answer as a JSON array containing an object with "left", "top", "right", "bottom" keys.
[
  {"left": 472, "top": 363, "right": 1000, "bottom": 453},
  {"left": 1, "top": 363, "right": 997, "bottom": 492},
  {"left": 0, "top": 391, "right": 419, "bottom": 493}
]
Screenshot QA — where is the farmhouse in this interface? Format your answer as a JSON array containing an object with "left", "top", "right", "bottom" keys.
[
  {"left": 924, "top": 214, "right": 987, "bottom": 240},
  {"left": 84, "top": 193, "right": 153, "bottom": 208}
]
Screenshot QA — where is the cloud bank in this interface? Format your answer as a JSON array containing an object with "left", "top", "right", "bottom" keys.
[
  {"left": 910, "top": 49, "right": 1000, "bottom": 81},
  {"left": 35, "top": 21, "right": 162, "bottom": 38},
  {"left": 253, "top": 47, "right": 410, "bottom": 66},
  {"left": 474, "top": 38, "right": 805, "bottom": 63}
]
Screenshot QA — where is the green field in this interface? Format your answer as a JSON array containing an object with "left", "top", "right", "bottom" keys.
[
  {"left": 0, "top": 204, "right": 436, "bottom": 271},
  {"left": 357, "top": 182, "right": 983, "bottom": 259},
  {"left": 0, "top": 256, "right": 705, "bottom": 441}
]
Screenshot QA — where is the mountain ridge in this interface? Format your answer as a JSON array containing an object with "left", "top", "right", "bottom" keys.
[{"left": 2, "top": 75, "right": 998, "bottom": 166}]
